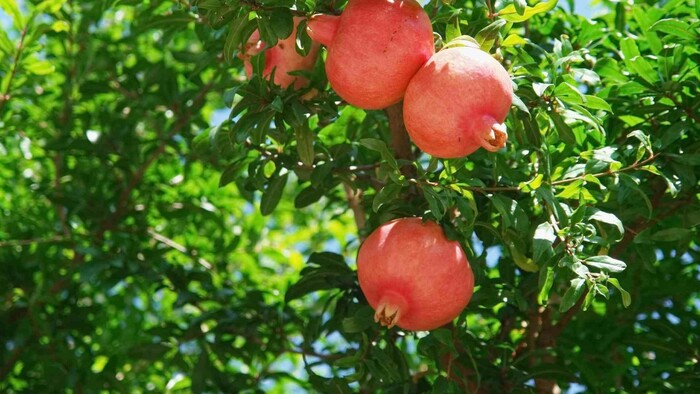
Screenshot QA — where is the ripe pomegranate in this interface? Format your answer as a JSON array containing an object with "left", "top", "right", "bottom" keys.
[
  {"left": 403, "top": 45, "right": 513, "bottom": 158},
  {"left": 306, "top": 0, "right": 434, "bottom": 109},
  {"left": 239, "top": 17, "right": 320, "bottom": 89},
  {"left": 357, "top": 217, "right": 474, "bottom": 331}
]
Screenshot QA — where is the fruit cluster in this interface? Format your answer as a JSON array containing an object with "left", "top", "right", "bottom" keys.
[{"left": 240, "top": 0, "right": 514, "bottom": 330}]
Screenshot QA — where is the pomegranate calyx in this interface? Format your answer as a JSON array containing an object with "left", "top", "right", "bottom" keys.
[
  {"left": 481, "top": 121, "right": 508, "bottom": 152},
  {"left": 374, "top": 301, "right": 402, "bottom": 328},
  {"left": 373, "top": 292, "right": 408, "bottom": 328}
]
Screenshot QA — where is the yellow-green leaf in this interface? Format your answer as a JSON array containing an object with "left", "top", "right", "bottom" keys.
[
  {"left": 24, "top": 60, "right": 56, "bottom": 75},
  {"left": 499, "top": 0, "right": 559, "bottom": 23},
  {"left": 502, "top": 33, "right": 527, "bottom": 47},
  {"left": 0, "top": 0, "right": 24, "bottom": 29}
]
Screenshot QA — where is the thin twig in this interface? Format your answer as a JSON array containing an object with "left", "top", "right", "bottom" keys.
[
  {"left": 98, "top": 81, "right": 215, "bottom": 237},
  {"left": 0, "top": 236, "right": 71, "bottom": 248},
  {"left": 666, "top": 93, "right": 700, "bottom": 123},
  {"left": 0, "top": 24, "right": 29, "bottom": 116},
  {"left": 148, "top": 229, "right": 213, "bottom": 270},
  {"left": 241, "top": 0, "right": 308, "bottom": 16},
  {"left": 550, "top": 152, "right": 661, "bottom": 186}
]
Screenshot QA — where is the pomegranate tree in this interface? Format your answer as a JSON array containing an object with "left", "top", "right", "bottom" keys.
[
  {"left": 306, "top": 0, "right": 434, "bottom": 109},
  {"left": 240, "top": 17, "right": 320, "bottom": 89},
  {"left": 403, "top": 44, "right": 513, "bottom": 158},
  {"left": 357, "top": 217, "right": 475, "bottom": 331}
]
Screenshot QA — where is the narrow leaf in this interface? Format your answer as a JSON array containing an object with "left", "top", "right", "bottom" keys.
[
  {"left": 585, "top": 255, "right": 627, "bottom": 273},
  {"left": 607, "top": 278, "right": 631, "bottom": 308},
  {"left": 295, "top": 125, "right": 315, "bottom": 167},
  {"left": 538, "top": 264, "right": 555, "bottom": 305},
  {"left": 499, "top": 1, "right": 559, "bottom": 23},
  {"left": 260, "top": 173, "right": 288, "bottom": 215},
  {"left": 650, "top": 19, "right": 698, "bottom": 41},
  {"left": 589, "top": 209, "right": 624, "bottom": 241},
  {"left": 560, "top": 278, "right": 585, "bottom": 312},
  {"left": 0, "top": 0, "right": 24, "bottom": 29}
]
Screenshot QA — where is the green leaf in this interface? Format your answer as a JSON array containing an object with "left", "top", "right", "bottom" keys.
[
  {"left": 294, "top": 18, "right": 313, "bottom": 56},
  {"left": 557, "top": 179, "right": 584, "bottom": 199},
  {"left": 263, "top": 160, "right": 276, "bottom": 178},
  {"left": 550, "top": 112, "right": 576, "bottom": 145},
  {"left": 423, "top": 186, "right": 446, "bottom": 220},
  {"left": 554, "top": 82, "right": 584, "bottom": 105},
  {"left": 589, "top": 209, "right": 624, "bottom": 241},
  {"left": 607, "top": 278, "right": 631, "bottom": 308},
  {"left": 560, "top": 278, "right": 586, "bottom": 312},
  {"left": 533, "top": 222, "right": 556, "bottom": 262},
  {"left": 499, "top": 1, "right": 559, "bottom": 23},
  {"left": 584, "top": 255, "right": 627, "bottom": 273},
  {"left": 295, "top": 125, "right": 315, "bottom": 167},
  {"left": 538, "top": 263, "right": 555, "bottom": 305},
  {"left": 620, "top": 38, "right": 659, "bottom": 84},
  {"left": 581, "top": 95, "right": 612, "bottom": 112},
  {"left": 342, "top": 307, "right": 375, "bottom": 333},
  {"left": 359, "top": 138, "right": 398, "bottom": 170},
  {"left": 445, "top": 15, "right": 461, "bottom": 42},
  {"left": 431, "top": 329, "right": 456, "bottom": 351},
  {"left": 295, "top": 185, "right": 323, "bottom": 208},
  {"left": 23, "top": 59, "right": 56, "bottom": 75},
  {"left": 0, "top": 0, "right": 24, "bottom": 29},
  {"left": 285, "top": 253, "right": 353, "bottom": 302},
  {"left": 225, "top": 16, "right": 257, "bottom": 63},
  {"left": 0, "top": 28, "right": 13, "bottom": 56},
  {"left": 650, "top": 19, "right": 699, "bottom": 41},
  {"left": 372, "top": 183, "right": 402, "bottom": 212},
  {"left": 502, "top": 33, "right": 527, "bottom": 47},
  {"left": 649, "top": 228, "right": 693, "bottom": 242},
  {"left": 260, "top": 172, "right": 288, "bottom": 215},
  {"left": 475, "top": 19, "right": 507, "bottom": 52},
  {"left": 533, "top": 83, "right": 553, "bottom": 97},
  {"left": 219, "top": 159, "right": 246, "bottom": 187},
  {"left": 269, "top": 8, "right": 294, "bottom": 40}
]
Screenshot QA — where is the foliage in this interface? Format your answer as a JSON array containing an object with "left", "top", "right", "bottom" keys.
[{"left": 1, "top": 0, "right": 699, "bottom": 392}]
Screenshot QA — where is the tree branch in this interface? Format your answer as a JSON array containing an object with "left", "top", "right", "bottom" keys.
[
  {"left": 343, "top": 181, "right": 367, "bottom": 240},
  {"left": 0, "top": 236, "right": 71, "bottom": 248},
  {"left": 385, "top": 102, "right": 415, "bottom": 163},
  {"left": 148, "top": 228, "right": 213, "bottom": 270},
  {"left": 98, "top": 81, "right": 215, "bottom": 237}
]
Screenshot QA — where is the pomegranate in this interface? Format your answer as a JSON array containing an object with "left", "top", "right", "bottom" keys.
[
  {"left": 240, "top": 17, "right": 320, "bottom": 89},
  {"left": 357, "top": 217, "right": 474, "bottom": 331},
  {"left": 403, "top": 45, "right": 513, "bottom": 158},
  {"left": 306, "top": 0, "right": 434, "bottom": 109}
]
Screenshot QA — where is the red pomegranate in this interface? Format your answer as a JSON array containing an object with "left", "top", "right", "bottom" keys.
[
  {"left": 306, "top": 0, "right": 434, "bottom": 109},
  {"left": 357, "top": 217, "right": 474, "bottom": 331},
  {"left": 403, "top": 45, "right": 513, "bottom": 158},
  {"left": 240, "top": 17, "right": 320, "bottom": 89}
]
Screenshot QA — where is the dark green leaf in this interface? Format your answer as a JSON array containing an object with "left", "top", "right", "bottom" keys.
[
  {"left": 560, "top": 278, "right": 586, "bottom": 312},
  {"left": 607, "top": 278, "right": 631, "bottom": 308},
  {"left": 260, "top": 173, "right": 288, "bottom": 215},
  {"left": 649, "top": 228, "right": 693, "bottom": 242},
  {"left": 585, "top": 255, "right": 627, "bottom": 273},
  {"left": 475, "top": 19, "right": 507, "bottom": 52},
  {"left": 650, "top": 19, "right": 699, "bottom": 41},
  {"left": 269, "top": 8, "right": 294, "bottom": 40},
  {"left": 295, "top": 124, "right": 315, "bottom": 167},
  {"left": 372, "top": 183, "right": 402, "bottom": 212}
]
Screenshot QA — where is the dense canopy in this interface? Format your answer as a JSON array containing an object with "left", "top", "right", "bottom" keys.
[{"left": 1, "top": 0, "right": 698, "bottom": 392}]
